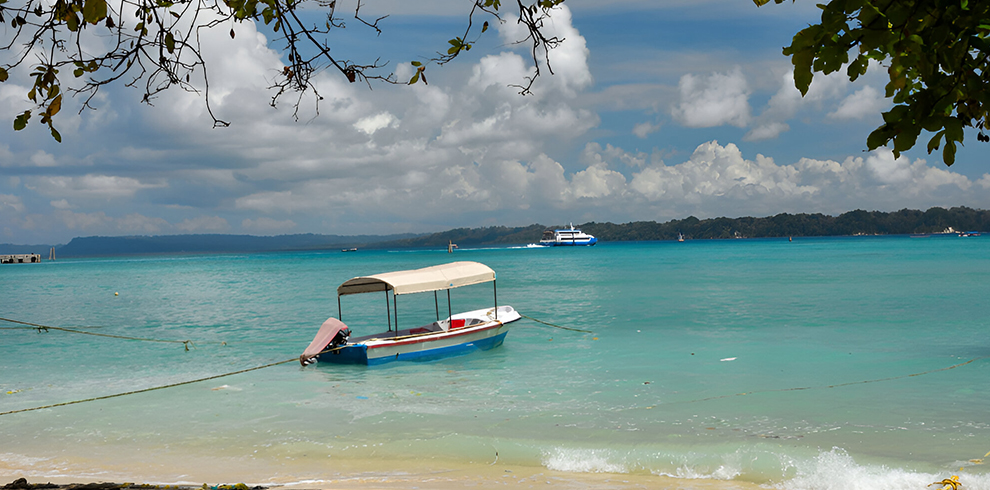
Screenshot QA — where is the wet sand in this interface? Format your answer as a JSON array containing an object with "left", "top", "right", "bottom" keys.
[{"left": 4, "top": 463, "right": 768, "bottom": 490}]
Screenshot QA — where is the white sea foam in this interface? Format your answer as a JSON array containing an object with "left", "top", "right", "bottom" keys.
[
  {"left": 776, "top": 448, "right": 990, "bottom": 490},
  {"left": 542, "top": 447, "right": 628, "bottom": 473}
]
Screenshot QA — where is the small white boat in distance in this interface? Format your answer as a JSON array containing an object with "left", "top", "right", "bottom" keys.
[
  {"left": 539, "top": 223, "right": 598, "bottom": 246},
  {"left": 300, "top": 261, "right": 520, "bottom": 366}
]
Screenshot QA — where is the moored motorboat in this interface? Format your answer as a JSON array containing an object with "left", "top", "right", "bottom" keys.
[
  {"left": 300, "top": 261, "right": 520, "bottom": 366},
  {"left": 539, "top": 223, "right": 597, "bottom": 246}
]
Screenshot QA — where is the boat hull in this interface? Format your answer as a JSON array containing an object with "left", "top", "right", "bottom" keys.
[
  {"left": 315, "top": 307, "right": 519, "bottom": 366},
  {"left": 539, "top": 237, "right": 598, "bottom": 246}
]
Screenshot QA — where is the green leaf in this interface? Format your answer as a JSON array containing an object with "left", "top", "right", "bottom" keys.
[
  {"left": 0, "top": 67, "right": 7, "bottom": 82},
  {"left": 50, "top": 126, "right": 62, "bottom": 142},
  {"left": 944, "top": 117, "right": 964, "bottom": 143},
  {"left": 410, "top": 61, "right": 422, "bottom": 67},
  {"left": 893, "top": 125, "right": 920, "bottom": 152},
  {"left": 13, "top": 111, "right": 30, "bottom": 131},
  {"left": 409, "top": 71, "right": 420, "bottom": 85},
  {"left": 47, "top": 94, "right": 62, "bottom": 117},
  {"left": 926, "top": 131, "right": 944, "bottom": 153},
  {"left": 82, "top": 0, "right": 107, "bottom": 24},
  {"left": 942, "top": 140, "right": 956, "bottom": 165},
  {"left": 791, "top": 50, "right": 814, "bottom": 95},
  {"left": 482, "top": 21, "right": 488, "bottom": 33},
  {"left": 165, "top": 31, "right": 175, "bottom": 53},
  {"left": 866, "top": 125, "right": 890, "bottom": 150}
]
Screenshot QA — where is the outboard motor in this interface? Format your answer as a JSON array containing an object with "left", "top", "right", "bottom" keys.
[{"left": 329, "top": 327, "right": 350, "bottom": 350}]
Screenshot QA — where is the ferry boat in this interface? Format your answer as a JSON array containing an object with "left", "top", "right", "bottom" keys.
[
  {"left": 300, "top": 261, "right": 520, "bottom": 366},
  {"left": 539, "top": 223, "right": 598, "bottom": 246}
]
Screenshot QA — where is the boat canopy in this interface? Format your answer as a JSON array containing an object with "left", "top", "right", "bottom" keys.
[{"left": 337, "top": 261, "right": 496, "bottom": 296}]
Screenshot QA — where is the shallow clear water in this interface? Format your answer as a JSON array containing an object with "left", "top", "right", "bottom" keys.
[{"left": 2, "top": 236, "right": 989, "bottom": 489}]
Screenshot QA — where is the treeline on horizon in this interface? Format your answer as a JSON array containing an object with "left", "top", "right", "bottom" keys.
[
  {"left": 375, "top": 206, "right": 990, "bottom": 247},
  {"left": 2, "top": 207, "right": 986, "bottom": 256}
]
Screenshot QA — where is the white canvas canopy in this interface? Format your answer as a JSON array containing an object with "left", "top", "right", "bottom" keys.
[{"left": 337, "top": 261, "right": 496, "bottom": 296}]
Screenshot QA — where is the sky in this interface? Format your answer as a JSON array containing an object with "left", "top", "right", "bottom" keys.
[{"left": 1, "top": 0, "right": 989, "bottom": 245}]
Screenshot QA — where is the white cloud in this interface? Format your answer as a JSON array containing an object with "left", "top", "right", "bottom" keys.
[
  {"left": 242, "top": 217, "right": 297, "bottom": 234},
  {"left": 50, "top": 199, "right": 74, "bottom": 210},
  {"left": 177, "top": 216, "right": 231, "bottom": 233},
  {"left": 743, "top": 122, "right": 789, "bottom": 141},
  {"left": 354, "top": 112, "right": 398, "bottom": 135},
  {"left": 52, "top": 210, "right": 170, "bottom": 234},
  {"left": 1, "top": 194, "right": 25, "bottom": 213},
  {"left": 29, "top": 151, "right": 58, "bottom": 167},
  {"left": 746, "top": 65, "right": 880, "bottom": 140},
  {"left": 619, "top": 142, "right": 982, "bottom": 218},
  {"left": 671, "top": 67, "right": 750, "bottom": 128},
  {"left": 569, "top": 163, "right": 627, "bottom": 199},
  {"left": 26, "top": 175, "right": 166, "bottom": 200},
  {"left": 115, "top": 213, "right": 171, "bottom": 234},
  {"left": 498, "top": 5, "right": 593, "bottom": 98},
  {"left": 633, "top": 121, "right": 661, "bottom": 138},
  {"left": 829, "top": 85, "right": 887, "bottom": 120},
  {"left": 54, "top": 210, "right": 114, "bottom": 231}
]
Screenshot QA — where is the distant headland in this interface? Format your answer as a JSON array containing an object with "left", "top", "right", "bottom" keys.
[{"left": 2, "top": 206, "right": 986, "bottom": 257}]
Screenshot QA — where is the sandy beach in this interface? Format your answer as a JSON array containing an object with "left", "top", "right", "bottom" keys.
[{"left": 5, "top": 464, "right": 769, "bottom": 490}]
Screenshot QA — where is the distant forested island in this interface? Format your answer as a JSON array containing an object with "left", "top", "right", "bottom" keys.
[
  {"left": 391, "top": 206, "right": 988, "bottom": 247},
  {"left": 2, "top": 207, "right": 986, "bottom": 257}
]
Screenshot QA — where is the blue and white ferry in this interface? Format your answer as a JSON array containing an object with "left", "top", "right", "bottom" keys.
[{"left": 539, "top": 223, "right": 598, "bottom": 246}]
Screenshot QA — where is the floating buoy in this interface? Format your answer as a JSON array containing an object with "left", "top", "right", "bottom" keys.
[{"left": 114, "top": 292, "right": 119, "bottom": 296}]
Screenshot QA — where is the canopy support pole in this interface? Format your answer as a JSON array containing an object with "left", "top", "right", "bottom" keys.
[
  {"left": 337, "top": 295, "right": 342, "bottom": 321},
  {"left": 493, "top": 280, "right": 498, "bottom": 320},
  {"left": 393, "top": 292, "right": 398, "bottom": 335},
  {"left": 434, "top": 291, "right": 439, "bottom": 321},
  {"left": 447, "top": 289, "right": 452, "bottom": 322},
  {"left": 385, "top": 288, "right": 391, "bottom": 332}
]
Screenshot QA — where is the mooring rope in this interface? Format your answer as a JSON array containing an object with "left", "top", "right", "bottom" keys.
[
  {"left": 519, "top": 314, "right": 593, "bottom": 333},
  {"left": 0, "top": 357, "right": 299, "bottom": 416},
  {"left": 0, "top": 343, "right": 350, "bottom": 416},
  {"left": 1, "top": 316, "right": 196, "bottom": 350}
]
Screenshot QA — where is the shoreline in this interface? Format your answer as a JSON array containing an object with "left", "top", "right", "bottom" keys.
[{"left": 4, "top": 465, "right": 771, "bottom": 490}]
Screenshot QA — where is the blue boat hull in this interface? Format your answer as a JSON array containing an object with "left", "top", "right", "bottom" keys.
[
  {"left": 316, "top": 331, "right": 508, "bottom": 365},
  {"left": 539, "top": 237, "right": 598, "bottom": 246}
]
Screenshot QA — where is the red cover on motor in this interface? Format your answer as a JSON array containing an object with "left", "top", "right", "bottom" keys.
[{"left": 300, "top": 317, "right": 348, "bottom": 366}]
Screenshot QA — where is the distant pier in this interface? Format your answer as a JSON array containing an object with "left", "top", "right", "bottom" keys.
[{"left": 1, "top": 253, "right": 42, "bottom": 264}]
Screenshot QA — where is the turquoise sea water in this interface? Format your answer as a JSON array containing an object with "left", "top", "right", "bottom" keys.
[{"left": 2, "top": 236, "right": 989, "bottom": 489}]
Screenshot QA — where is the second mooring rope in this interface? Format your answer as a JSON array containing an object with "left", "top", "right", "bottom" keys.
[
  {"left": 1, "top": 316, "right": 197, "bottom": 350},
  {"left": 519, "top": 313, "right": 593, "bottom": 333}
]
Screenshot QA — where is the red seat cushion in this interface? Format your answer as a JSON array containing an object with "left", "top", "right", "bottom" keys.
[{"left": 449, "top": 318, "right": 466, "bottom": 329}]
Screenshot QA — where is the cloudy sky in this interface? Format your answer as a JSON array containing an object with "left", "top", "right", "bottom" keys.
[{"left": 2, "top": 0, "right": 989, "bottom": 244}]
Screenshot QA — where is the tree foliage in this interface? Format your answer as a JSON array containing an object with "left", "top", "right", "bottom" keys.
[
  {"left": 756, "top": 0, "right": 990, "bottom": 165},
  {"left": 0, "top": 0, "right": 564, "bottom": 138}
]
